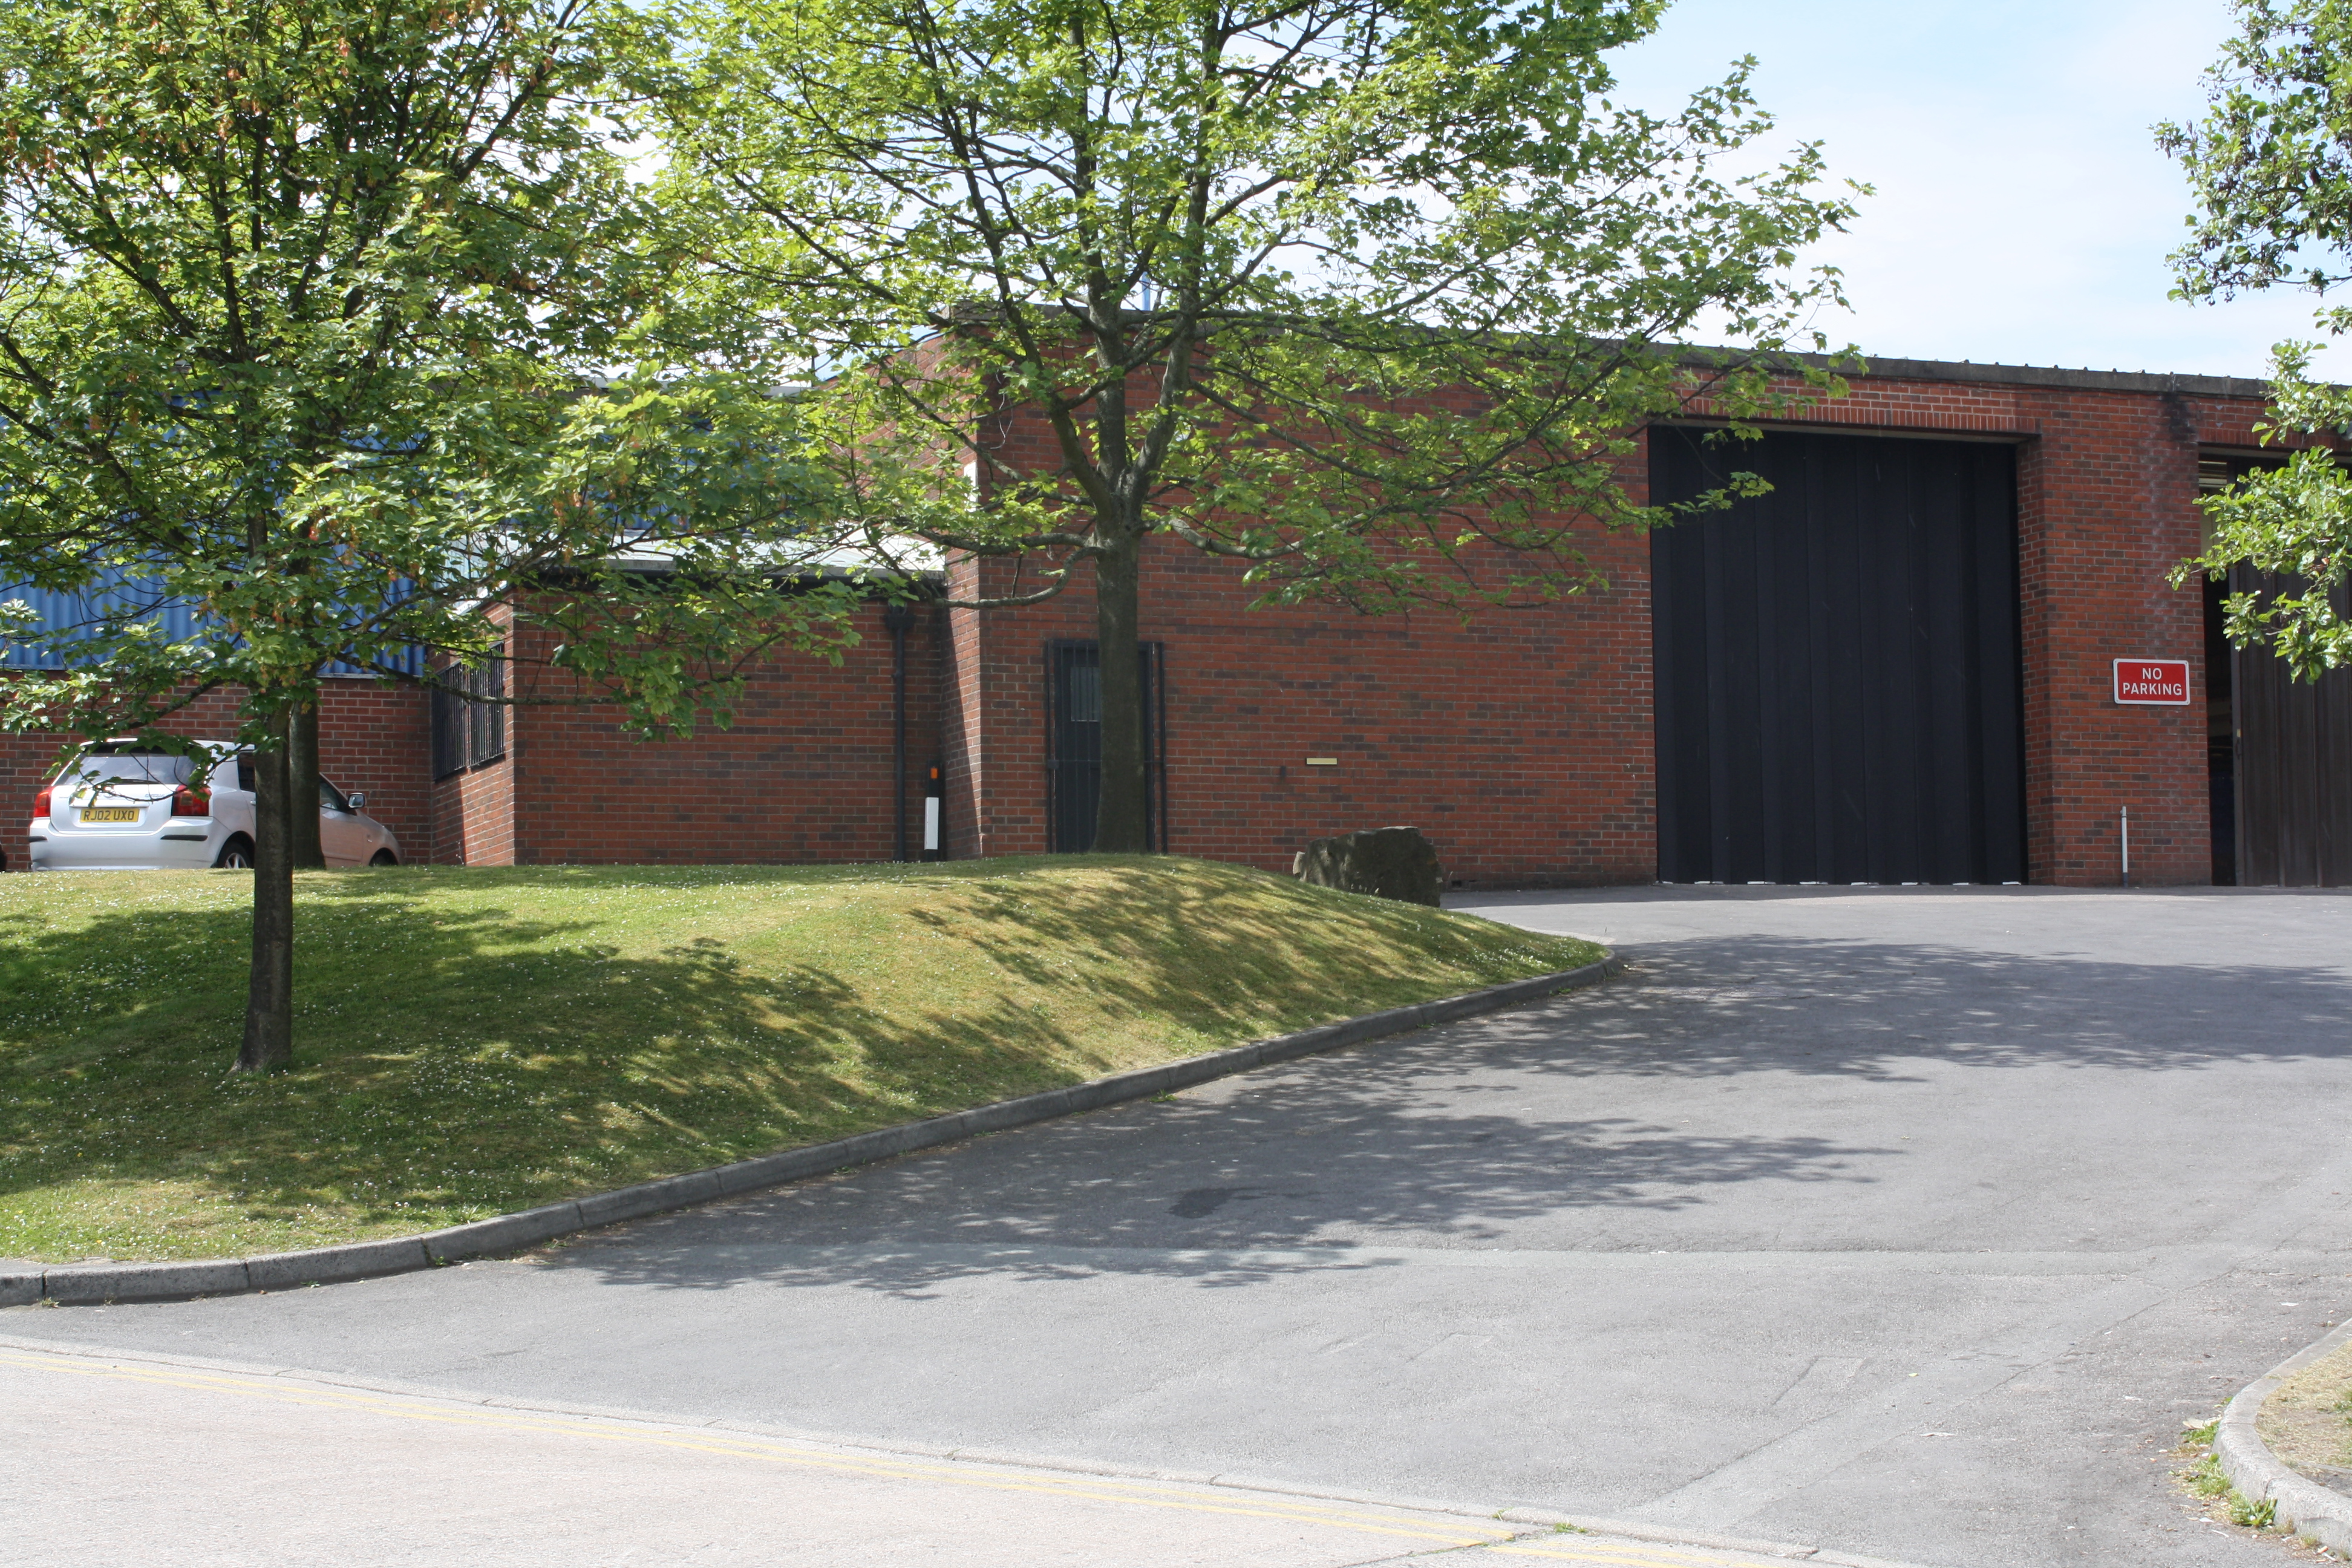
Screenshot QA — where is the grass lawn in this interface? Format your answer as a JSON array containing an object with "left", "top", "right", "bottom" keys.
[
  {"left": 0, "top": 855, "right": 1601, "bottom": 1263},
  {"left": 2256, "top": 1336, "right": 2352, "bottom": 1486}
]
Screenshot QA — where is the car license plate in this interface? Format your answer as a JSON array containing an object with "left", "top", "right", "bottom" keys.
[{"left": 79, "top": 807, "right": 141, "bottom": 823}]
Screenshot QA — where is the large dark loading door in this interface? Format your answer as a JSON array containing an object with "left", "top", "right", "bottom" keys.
[
  {"left": 2223, "top": 567, "right": 2352, "bottom": 886},
  {"left": 2198, "top": 455, "right": 2352, "bottom": 887},
  {"left": 1649, "top": 427, "right": 2027, "bottom": 885}
]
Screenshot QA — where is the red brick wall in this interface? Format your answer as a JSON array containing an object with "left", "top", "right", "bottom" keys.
[
  {"left": 430, "top": 748, "right": 516, "bottom": 866},
  {"left": 941, "top": 501, "right": 1659, "bottom": 887},
  {"left": 2014, "top": 392, "right": 2206, "bottom": 886},
  {"left": 0, "top": 730, "right": 51, "bottom": 872},
  {"left": 938, "top": 567, "right": 989, "bottom": 860},
  {"left": 318, "top": 681, "right": 431, "bottom": 861},
  {"left": 486, "top": 599, "right": 946, "bottom": 866},
  {"left": 5, "top": 362, "right": 2305, "bottom": 887},
  {"left": 937, "top": 366, "right": 2288, "bottom": 888},
  {"left": 941, "top": 555, "right": 1044, "bottom": 861}
]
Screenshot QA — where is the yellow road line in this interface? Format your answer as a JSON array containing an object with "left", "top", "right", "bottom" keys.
[{"left": 2, "top": 1348, "right": 1779, "bottom": 1567}]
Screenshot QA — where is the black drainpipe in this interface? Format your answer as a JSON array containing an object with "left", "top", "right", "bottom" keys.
[{"left": 883, "top": 603, "right": 914, "bottom": 862}]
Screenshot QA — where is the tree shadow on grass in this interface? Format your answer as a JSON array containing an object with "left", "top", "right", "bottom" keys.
[
  {"left": 0, "top": 887, "right": 1089, "bottom": 1243},
  {"left": 890, "top": 855, "right": 1582, "bottom": 1037},
  {"left": 0, "top": 858, "right": 1568, "bottom": 1253}
]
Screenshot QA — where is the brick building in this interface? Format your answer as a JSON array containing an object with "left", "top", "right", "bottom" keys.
[{"left": 8, "top": 354, "right": 2349, "bottom": 887}]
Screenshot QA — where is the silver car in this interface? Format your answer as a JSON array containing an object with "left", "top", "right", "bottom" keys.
[{"left": 28, "top": 740, "right": 402, "bottom": 871}]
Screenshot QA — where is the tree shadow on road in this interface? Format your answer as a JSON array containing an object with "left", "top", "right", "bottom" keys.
[
  {"left": 1498, "top": 935, "right": 2352, "bottom": 1081},
  {"left": 542, "top": 931, "right": 2352, "bottom": 1298},
  {"left": 559, "top": 1100, "right": 1892, "bottom": 1298},
  {"left": 520, "top": 926, "right": 2352, "bottom": 1307}
]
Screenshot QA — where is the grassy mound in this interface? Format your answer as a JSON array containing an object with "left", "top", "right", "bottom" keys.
[{"left": 0, "top": 856, "right": 1599, "bottom": 1262}]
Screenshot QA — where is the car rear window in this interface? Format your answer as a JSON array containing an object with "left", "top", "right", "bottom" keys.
[{"left": 65, "top": 753, "right": 200, "bottom": 785}]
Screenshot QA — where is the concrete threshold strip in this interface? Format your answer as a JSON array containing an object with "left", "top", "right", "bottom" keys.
[
  {"left": 0, "top": 1333, "right": 1941, "bottom": 1568},
  {"left": 0, "top": 955, "right": 1620, "bottom": 1310},
  {"left": 2216, "top": 1318, "right": 2352, "bottom": 1557}
]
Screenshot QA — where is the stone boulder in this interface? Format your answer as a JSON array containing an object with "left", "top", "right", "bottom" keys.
[{"left": 1291, "top": 826, "right": 1445, "bottom": 907}]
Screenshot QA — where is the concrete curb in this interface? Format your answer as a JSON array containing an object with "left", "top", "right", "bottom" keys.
[
  {"left": 1, "top": 953, "right": 1621, "bottom": 1310},
  {"left": 2213, "top": 1318, "right": 2352, "bottom": 1554},
  {"left": 0, "top": 1330, "right": 1945, "bottom": 1568}
]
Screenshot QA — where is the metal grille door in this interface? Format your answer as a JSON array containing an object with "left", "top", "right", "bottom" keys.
[
  {"left": 1650, "top": 428, "right": 2027, "bottom": 885},
  {"left": 1047, "top": 641, "right": 1167, "bottom": 852}
]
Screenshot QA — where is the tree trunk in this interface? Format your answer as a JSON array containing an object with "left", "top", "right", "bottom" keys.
[
  {"left": 1093, "top": 528, "right": 1150, "bottom": 853},
  {"left": 237, "top": 734, "right": 295, "bottom": 1073},
  {"left": 289, "top": 697, "right": 324, "bottom": 870}
]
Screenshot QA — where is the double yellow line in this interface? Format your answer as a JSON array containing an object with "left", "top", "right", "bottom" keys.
[{"left": 2, "top": 1347, "right": 1780, "bottom": 1567}]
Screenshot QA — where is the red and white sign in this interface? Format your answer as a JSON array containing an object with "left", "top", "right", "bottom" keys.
[{"left": 2113, "top": 658, "right": 2191, "bottom": 705}]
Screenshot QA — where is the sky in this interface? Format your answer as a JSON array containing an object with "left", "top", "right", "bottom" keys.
[{"left": 1602, "top": 0, "right": 2330, "bottom": 379}]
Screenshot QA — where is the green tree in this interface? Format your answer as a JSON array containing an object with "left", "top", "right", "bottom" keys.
[
  {"left": 0, "top": 0, "right": 861, "bottom": 1071},
  {"left": 660, "top": 0, "right": 1861, "bottom": 851},
  {"left": 2161, "top": 0, "right": 2352, "bottom": 675}
]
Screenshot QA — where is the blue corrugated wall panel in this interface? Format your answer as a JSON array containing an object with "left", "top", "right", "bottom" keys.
[{"left": 2, "top": 578, "right": 423, "bottom": 679}]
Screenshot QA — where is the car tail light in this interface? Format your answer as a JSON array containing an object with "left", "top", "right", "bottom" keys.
[
  {"left": 172, "top": 786, "right": 209, "bottom": 816},
  {"left": 32, "top": 785, "right": 51, "bottom": 819}
]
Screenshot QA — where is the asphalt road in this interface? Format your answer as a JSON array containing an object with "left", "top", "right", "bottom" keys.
[
  {"left": 8, "top": 885, "right": 2352, "bottom": 1567},
  {"left": 1, "top": 1342, "right": 1797, "bottom": 1568}
]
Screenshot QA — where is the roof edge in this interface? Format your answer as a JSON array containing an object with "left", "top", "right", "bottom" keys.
[{"left": 1808, "top": 351, "right": 2272, "bottom": 399}]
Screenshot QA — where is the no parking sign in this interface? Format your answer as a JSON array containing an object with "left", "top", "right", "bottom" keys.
[{"left": 2113, "top": 658, "right": 2190, "bottom": 705}]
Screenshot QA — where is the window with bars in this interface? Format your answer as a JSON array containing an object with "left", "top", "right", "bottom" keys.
[{"left": 431, "top": 653, "right": 507, "bottom": 779}]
